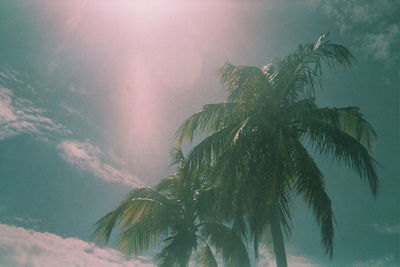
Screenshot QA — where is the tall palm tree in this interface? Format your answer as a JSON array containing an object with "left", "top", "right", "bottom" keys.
[
  {"left": 176, "top": 35, "right": 379, "bottom": 267},
  {"left": 93, "top": 148, "right": 251, "bottom": 267}
]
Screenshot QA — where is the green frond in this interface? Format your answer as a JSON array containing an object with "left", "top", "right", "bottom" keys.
[
  {"left": 92, "top": 204, "right": 127, "bottom": 243},
  {"left": 196, "top": 245, "right": 218, "bottom": 267},
  {"left": 182, "top": 124, "right": 238, "bottom": 177},
  {"left": 155, "top": 232, "right": 197, "bottom": 267},
  {"left": 92, "top": 187, "right": 179, "bottom": 248},
  {"left": 201, "top": 222, "right": 251, "bottom": 267},
  {"left": 335, "top": 107, "right": 378, "bottom": 149},
  {"left": 292, "top": 140, "right": 334, "bottom": 257},
  {"left": 299, "top": 105, "right": 378, "bottom": 149},
  {"left": 118, "top": 188, "right": 180, "bottom": 224},
  {"left": 268, "top": 34, "right": 355, "bottom": 103},
  {"left": 176, "top": 102, "right": 239, "bottom": 145},
  {"left": 277, "top": 188, "right": 294, "bottom": 237},
  {"left": 169, "top": 147, "right": 185, "bottom": 166},
  {"left": 155, "top": 175, "right": 179, "bottom": 193},
  {"left": 303, "top": 115, "right": 379, "bottom": 195},
  {"left": 117, "top": 216, "right": 171, "bottom": 257},
  {"left": 193, "top": 185, "right": 221, "bottom": 222},
  {"left": 219, "top": 62, "right": 269, "bottom": 103},
  {"left": 312, "top": 35, "right": 355, "bottom": 71}
]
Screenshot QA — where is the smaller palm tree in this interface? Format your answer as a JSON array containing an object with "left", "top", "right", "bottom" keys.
[{"left": 93, "top": 148, "right": 251, "bottom": 267}]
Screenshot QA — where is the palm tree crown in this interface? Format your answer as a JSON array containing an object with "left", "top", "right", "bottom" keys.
[
  {"left": 176, "top": 35, "right": 379, "bottom": 267},
  {"left": 93, "top": 148, "right": 251, "bottom": 267}
]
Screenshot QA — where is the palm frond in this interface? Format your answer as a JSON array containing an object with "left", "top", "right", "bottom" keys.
[
  {"left": 268, "top": 34, "right": 355, "bottom": 103},
  {"left": 277, "top": 187, "right": 294, "bottom": 237},
  {"left": 92, "top": 204, "right": 129, "bottom": 243},
  {"left": 176, "top": 102, "right": 239, "bottom": 145},
  {"left": 155, "top": 232, "right": 197, "bottom": 267},
  {"left": 117, "top": 215, "right": 171, "bottom": 257},
  {"left": 169, "top": 147, "right": 185, "bottom": 166},
  {"left": 296, "top": 103, "right": 378, "bottom": 149},
  {"left": 338, "top": 109, "right": 377, "bottom": 149},
  {"left": 182, "top": 124, "right": 239, "bottom": 177},
  {"left": 292, "top": 140, "right": 334, "bottom": 257},
  {"left": 93, "top": 188, "right": 179, "bottom": 246},
  {"left": 219, "top": 62, "right": 270, "bottom": 103},
  {"left": 201, "top": 222, "right": 251, "bottom": 267},
  {"left": 120, "top": 188, "right": 180, "bottom": 223},
  {"left": 155, "top": 175, "right": 179, "bottom": 193},
  {"left": 303, "top": 116, "right": 379, "bottom": 195},
  {"left": 196, "top": 245, "right": 218, "bottom": 267}
]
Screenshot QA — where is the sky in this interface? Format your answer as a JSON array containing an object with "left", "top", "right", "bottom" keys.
[{"left": 0, "top": 0, "right": 398, "bottom": 266}]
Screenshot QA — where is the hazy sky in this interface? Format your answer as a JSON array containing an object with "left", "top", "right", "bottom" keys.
[{"left": 0, "top": 0, "right": 398, "bottom": 266}]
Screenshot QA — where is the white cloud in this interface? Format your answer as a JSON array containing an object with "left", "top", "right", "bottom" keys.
[
  {"left": 0, "top": 88, "right": 70, "bottom": 140},
  {"left": 372, "top": 223, "right": 400, "bottom": 235},
  {"left": 256, "top": 245, "right": 318, "bottom": 267},
  {"left": 58, "top": 140, "right": 144, "bottom": 187},
  {"left": 69, "top": 85, "right": 89, "bottom": 95},
  {"left": 319, "top": 0, "right": 400, "bottom": 60},
  {"left": 363, "top": 24, "right": 400, "bottom": 60},
  {"left": 0, "top": 224, "right": 153, "bottom": 267},
  {"left": 321, "top": 0, "right": 396, "bottom": 30},
  {"left": 351, "top": 254, "right": 398, "bottom": 267},
  {"left": 61, "top": 104, "right": 81, "bottom": 116}
]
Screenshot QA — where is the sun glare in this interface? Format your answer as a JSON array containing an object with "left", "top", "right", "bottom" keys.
[{"left": 49, "top": 0, "right": 238, "bottom": 168}]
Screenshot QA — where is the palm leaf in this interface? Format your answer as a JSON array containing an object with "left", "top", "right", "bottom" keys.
[
  {"left": 201, "top": 222, "right": 251, "bottom": 267},
  {"left": 155, "top": 232, "right": 197, "bottom": 267},
  {"left": 176, "top": 102, "right": 239, "bottom": 145},
  {"left": 196, "top": 245, "right": 218, "bottom": 267},
  {"left": 219, "top": 62, "right": 270, "bottom": 104},
  {"left": 117, "top": 215, "right": 171, "bottom": 257},
  {"left": 292, "top": 140, "right": 334, "bottom": 257},
  {"left": 169, "top": 147, "right": 185, "bottom": 166},
  {"left": 93, "top": 188, "right": 179, "bottom": 246},
  {"left": 268, "top": 34, "right": 355, "bottom": 103},
  {"left": 303, "top": 115, "right": 379, "bottom": 195}
]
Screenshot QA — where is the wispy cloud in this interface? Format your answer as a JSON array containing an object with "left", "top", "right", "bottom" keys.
[
  {"left": 363, "top": 25, "right": 400, "bottom": 60},
  {"left": 0, "top": 67, "right": 24, "bottom": 85},
  {"left": 351, "top": 254, "right": 398, "bottom": 267},
  {"left": 0, "top": 88, "right": 70, "bottom": 140},
  {"left": 68, "top": 84, "right": 89, "bottom": 95},
  {"left": 321, "top": 0, "right": 397, "bottom": 31},
  {"left": 372, "top": 223, "right": 400, "bottom": 235},
  {"left": 58, "top": 140, "right": 144, "bottom": 187},
  {"left": 0, "top": 74, "right": 142, "bottom": 188},
  {"left": 0, "top": 224, "right": 153, "bottom": 266},
  {"left": 319, "top": 0, "right": 400, "bottom": 60}
]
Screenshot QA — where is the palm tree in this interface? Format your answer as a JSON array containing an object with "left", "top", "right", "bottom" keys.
[
  {"left": 176, "top": 35, "right": 379, "bottom": 267},
  {"left": 93, "top": 148, "right": 251, "bottom": 267}
]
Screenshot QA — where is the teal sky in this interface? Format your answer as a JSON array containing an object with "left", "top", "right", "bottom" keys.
[{"left": 0, "top": 1, "right": 398, "bottom": 266}]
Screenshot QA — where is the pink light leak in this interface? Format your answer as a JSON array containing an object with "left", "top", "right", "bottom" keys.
[{"left": 44, "top": 0, "right": 253, "bottom": 180}]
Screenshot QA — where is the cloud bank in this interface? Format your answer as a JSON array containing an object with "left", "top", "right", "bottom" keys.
[
  {"left": 0, "top": 224, "right": 320, "bottom": 267},
  {"left": 0, "top": 224, "right": 153, "bottom": 267},
  {"left": 58, "top": 140, "right": 144, "bottom": 187}
]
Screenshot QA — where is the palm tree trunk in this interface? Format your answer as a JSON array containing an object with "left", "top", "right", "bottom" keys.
[{"left": 270, "top": 206, "right": 288, "bottom": 267}]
